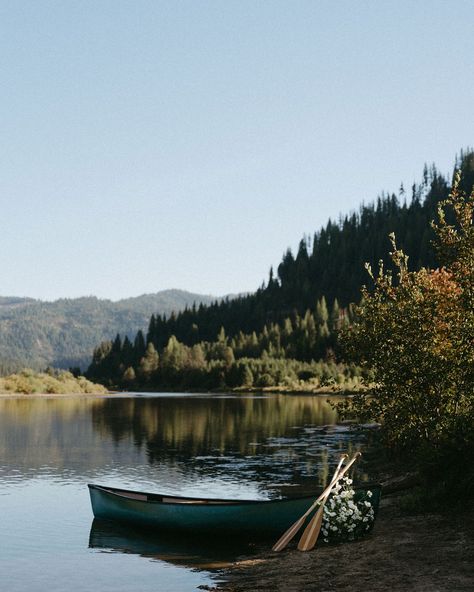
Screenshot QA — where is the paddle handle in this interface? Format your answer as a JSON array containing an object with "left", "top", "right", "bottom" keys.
[{"left": 298, "top": 452, "right": 360, "bottom": 520}]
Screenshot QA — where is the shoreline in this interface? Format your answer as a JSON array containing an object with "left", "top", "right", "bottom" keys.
[
  {"left": 0, "top": 391, "right": 117, "bottom": 398},
  {"left": 0, "top": 386, "right": 360, "bottom": 398},
  {"left": 210, "top": 495, "right": 474, "bottom": 592}
]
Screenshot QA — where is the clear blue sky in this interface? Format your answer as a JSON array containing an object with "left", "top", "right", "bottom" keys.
[{"left": 1, "top": 1, "right": 473, "bottom": 301}]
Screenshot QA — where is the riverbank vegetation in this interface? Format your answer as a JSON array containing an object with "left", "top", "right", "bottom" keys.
[
  {"left": 0, "top": 368, "right": 108, "bottom": 395},
  {"left": 338, "top": 170, "right": 474, "bottom": 504}
]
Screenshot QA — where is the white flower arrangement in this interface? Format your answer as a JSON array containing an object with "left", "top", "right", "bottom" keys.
[{"left": 320, "top": 476, "right": 375, "bottom": 543}]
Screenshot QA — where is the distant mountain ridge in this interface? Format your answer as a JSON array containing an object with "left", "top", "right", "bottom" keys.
[{"left": 0, "top": 289, "right": 223, "bottom": 372}]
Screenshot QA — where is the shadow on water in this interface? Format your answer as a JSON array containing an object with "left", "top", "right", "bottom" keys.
[{"left": 89, "top": 518, "right": 258, "bottom": 570}]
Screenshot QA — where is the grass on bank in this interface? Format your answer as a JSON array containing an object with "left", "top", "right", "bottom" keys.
[{"left": 0, "top": 368, "right": 108, "bottom": 395}]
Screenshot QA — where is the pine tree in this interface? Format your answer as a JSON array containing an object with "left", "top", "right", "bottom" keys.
[
  {"left": 241, "top": 365, "right": 254, "bottom": 387},
  {"left": 316, "top": 297, "right": 329, "bottom": 324},
  {"left": 331, "top": 298, "right": 341, "bottom": 330},
  {"left": 134, "top": 330, "right": 146, "bottom": 359},
  {"left": 123, "top": 366, "right": 136, "bottom": 384},
  {"left": 138, "top": 342, "right": 159, "bottom": 378}
]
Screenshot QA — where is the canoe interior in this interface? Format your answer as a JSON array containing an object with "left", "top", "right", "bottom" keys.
[{"left": 88, "top": 482, "right": 382, "bottom": 537}]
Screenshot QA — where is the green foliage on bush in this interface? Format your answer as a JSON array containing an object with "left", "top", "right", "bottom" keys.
[{"left": 339, "top": 170, "right": 474, "bottom": 502}]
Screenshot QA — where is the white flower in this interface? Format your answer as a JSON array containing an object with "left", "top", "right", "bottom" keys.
[{"left": 320, "top": 480, "right": 376, "bottom": 543}]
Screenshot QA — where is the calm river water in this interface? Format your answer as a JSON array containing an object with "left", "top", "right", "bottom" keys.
[{"left": 0, "top": 392, "right": 372, "bottom": 591}]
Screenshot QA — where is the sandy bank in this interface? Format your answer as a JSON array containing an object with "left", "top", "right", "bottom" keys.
[{"left": 209, "top": 496, "right": 474, "bottom": 592}]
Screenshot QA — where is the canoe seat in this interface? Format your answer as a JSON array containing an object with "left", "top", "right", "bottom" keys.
[
  {"left": 162, "top": 497, "right": 212, "bottom": 504},
  {"left": 113, "top": 490, "right": 148, "bottom": 501},
  {"left": 161, "top": 497, "right": 237, "bottom": 505}
]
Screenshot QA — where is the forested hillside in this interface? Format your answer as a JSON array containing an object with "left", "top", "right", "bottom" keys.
[
  {"left": 87, "top": 151, "right": 474, "bottom": 391},
  {"left": 0, "top": 290, "right": 219, "bottom": 373}
]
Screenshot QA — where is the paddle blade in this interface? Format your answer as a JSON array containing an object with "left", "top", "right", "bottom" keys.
[
  {"left": 297, "top": 504, "right": 324, "bottom": 551},
  {"left": 272, "top": 514, "right": 307, "bottom": 552}
]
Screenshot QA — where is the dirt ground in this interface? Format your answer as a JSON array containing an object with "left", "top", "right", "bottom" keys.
[{"left": 204, "top": 495, "right": 474, "bottom": 592}]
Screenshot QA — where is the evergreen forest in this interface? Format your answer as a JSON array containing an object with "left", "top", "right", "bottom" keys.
[{"left": 86, "top": 150, "right": 474, "bottom": 391}]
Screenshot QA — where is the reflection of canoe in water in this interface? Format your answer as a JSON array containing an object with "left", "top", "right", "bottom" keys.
[
  {"left": 88, "top": 518, "right": 256, "bottom": 569},
  {"left": 88, "top": 483, "right": 381, "bottom": 537}
]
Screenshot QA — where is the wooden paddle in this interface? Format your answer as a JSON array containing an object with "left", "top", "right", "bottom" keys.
[
  {"left": 271, "top": 454, "right": 348, "bottom": 552},
  {"left": 297, "top": 452, "right": 362, "bottom": 551}
]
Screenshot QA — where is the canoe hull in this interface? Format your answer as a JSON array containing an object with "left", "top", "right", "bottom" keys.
[{"left": 88, "top": 483, "right": 381, "bottom": 537}]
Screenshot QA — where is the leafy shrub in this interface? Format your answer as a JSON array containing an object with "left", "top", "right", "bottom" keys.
[{"left": 339, "top": 172, "right": 474, "bottom": 501}]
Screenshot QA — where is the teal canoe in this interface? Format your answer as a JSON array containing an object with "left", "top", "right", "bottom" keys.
[{"left": 88, "top": 483, "right": 381, "bottom": 537}]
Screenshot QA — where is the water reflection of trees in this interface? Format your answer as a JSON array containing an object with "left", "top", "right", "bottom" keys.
[
  {"left": 0, "top": 397, "right": 111, "bottom": 474},
  {"left": 90, "top": 395, "right": 366, "bottom": 492},
  {"left": 0, "top": 395, "right": 366, "bottom": 493},
  {"left": 91, "top": 395, "right": 339, "bottom": 458}
]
